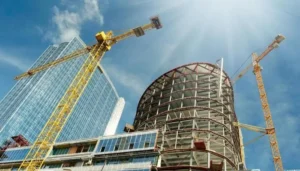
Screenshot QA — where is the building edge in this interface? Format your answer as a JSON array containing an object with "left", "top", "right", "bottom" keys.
[{"left": 104, "top": 97, "right": 125, "bottom": 136}]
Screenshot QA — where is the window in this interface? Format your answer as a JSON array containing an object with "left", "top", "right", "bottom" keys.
[
  {"left": 144, "top": 142, "right": 149, "bottom": 148},
  {"left": 62, "top": 162, "right": 76, "bottom": 167},
  {"left": 82, "top": 146, "right": 89, "bottom": 152},
  {"left": 100, "top": 147, "right": 105, "bottom": 152},
  {"left": 76, "top": 146, "right": 83, "bottom": 153},
  {"left": 52, "top": 148, "right": 69, "bottom": 155},
  {"left": 88, "top": 144, "right": 95, "bottom": 152},
  {"left": 129, "top": 143, "right": 134, "bottom": 149},
  {"left": 94, "top": 160, "right": 105, "bottom": 166},
  {"left": 114, "top": 145, "right": 119, "bottom": 151},
  {"left": 45, "top": 163, "right": 61, "bottom": 168}
]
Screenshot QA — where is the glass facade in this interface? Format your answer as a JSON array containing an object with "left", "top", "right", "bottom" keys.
[
  {"left": 52, "top": 148, "right": 69, "bottom": 155},
  {"left": 51, "top": 144, "right": 95, "bottom": 156},
  {"left": 102, "top": 156, "right": 157, "bottom": 165},
  {"left": 0, "top": 37, "right": 122, "bottom": 144},
  {"left": 92, "top": 161, "right": 152, "bottom": 171},
  {"left": 0, "top": 130, "right": 158, "bottom": 170},
  {"left": 95, "top": 131, "right": 157, "bottom": 154},
  {"left": 0, "top": 148, "right": 29, "bottom": 163},
  {"left": 42, "top": 163, "right": 151, "bottom": 171}
]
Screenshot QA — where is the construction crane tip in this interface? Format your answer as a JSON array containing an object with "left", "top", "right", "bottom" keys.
[
  {"left": 275, "top": 34, "right": 285, "bottom": 43},
  {"left": 150, "top": 16, "right": 163, "bottom": 29}
]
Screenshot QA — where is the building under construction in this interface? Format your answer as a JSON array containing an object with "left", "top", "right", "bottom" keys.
[
  {"left": 133, "top": 62, "right": 244, "bottom": 170},
  {"left": 0, "top": 62, "right": 246, "bottom": 171}
]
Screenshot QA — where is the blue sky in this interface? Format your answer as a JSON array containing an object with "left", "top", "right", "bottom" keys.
[{"left": 0, "top": 0, "right": 299, "bottom": 170}]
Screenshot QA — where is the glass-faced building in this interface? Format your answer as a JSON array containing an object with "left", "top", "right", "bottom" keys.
[
  {"left": 0, "top": 37, "right": 124, "bottom": 144},
  {"left": 0, "top": 130, "right": 158, "bottom": 171}
]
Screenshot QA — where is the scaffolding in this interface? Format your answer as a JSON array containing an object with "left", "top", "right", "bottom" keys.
[{"left": 134, "top": 63, "right": 243, "bottom": 170}]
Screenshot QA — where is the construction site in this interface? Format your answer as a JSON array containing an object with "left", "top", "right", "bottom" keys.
[{"left": 0, "top": 13, "right": 290, "bottom": 171}]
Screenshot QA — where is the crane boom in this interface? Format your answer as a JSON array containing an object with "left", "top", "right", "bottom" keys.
[
  {"left": 14, "top": 16, "right": 162, "bottom": 81},
  {"left": 232, "top": 122, "right": 267, "bottom": 134},
  {"left": 109, "top": 20, "right": 160, "bottom": 44},
  {"left": 15, "top": 46, "right": 92, "bottom": 80},
  {"left": 18, "top": 16, "right": 162, "bottom": 171},
  {"left": 231, "top": 35, "right": 285, "bottom": 84}
]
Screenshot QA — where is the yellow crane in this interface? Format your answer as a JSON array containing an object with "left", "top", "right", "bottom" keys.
[
  {"left": 17, "top": 16, "right": 162, "bottom": 171},
  {"left": 232, "top": 34, "right": 285, "bottom": 171}
]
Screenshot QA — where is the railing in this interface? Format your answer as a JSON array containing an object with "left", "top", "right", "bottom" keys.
[{"left": 41, "top": 161, "right": 151, "bottom": 171}]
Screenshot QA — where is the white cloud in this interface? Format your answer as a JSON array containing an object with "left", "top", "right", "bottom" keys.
[
  {"left": 35, "top": 25, "right": 44, "bottom": 35},
  {"left": 82, "top": 0, "right": 103, "bottom": 23},
  {"left": 0, "top": 50, "right": 31, "bottom": 71},
  {"left": 46, "top": 0, "right": 104, "bottom": 44},
  {"left": 105, "top": 64, "right": 146, "bottom": 95}
]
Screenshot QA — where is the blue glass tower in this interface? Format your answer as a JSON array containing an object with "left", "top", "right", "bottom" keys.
[{"left": 0, "top": 37, "right": 123, "bottom": 144}]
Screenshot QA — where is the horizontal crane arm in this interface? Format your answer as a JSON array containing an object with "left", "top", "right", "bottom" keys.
[
  {"left": 15, "top": 46, "right": 92, "bottom": 80},
  {"left": 231, "top": 63, "right": 253, "bottom": 85},
  {"left": 231, "top": 35, "right": 285, "bottom": 85},
  {"left": 15, "top": 17, "right": 162, "bottom": 81},
  {"left": 108, "top": 16, "right": 162, "bottom": 45},
  {"left": 233, "top": 122, "right": 267, "bottom": 134},
  {"left": 109, "top": 23, "right": 153, "bottom": 44}
]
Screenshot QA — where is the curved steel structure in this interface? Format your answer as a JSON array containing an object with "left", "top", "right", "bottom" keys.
[{"left": 134, "top": 62, "right": 243, "bottom": 170}]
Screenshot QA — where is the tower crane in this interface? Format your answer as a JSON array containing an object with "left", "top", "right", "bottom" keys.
[
  {"left": 232, "top": 34, "right": 285, "bottom": 171},
  {"left": 17, "top": 16, "right": 162, "bottom": 171}
]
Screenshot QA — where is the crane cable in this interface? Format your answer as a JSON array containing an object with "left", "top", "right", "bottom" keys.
[
  {"left": 230, "top": 49, "right": 261, "bottom": 85},
  {"left": 243, "top": 134, "right": 266, "bottom": 147}
]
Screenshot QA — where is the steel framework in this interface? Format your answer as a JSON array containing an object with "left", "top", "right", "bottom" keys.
[{"left": 134, "top": 63, "right": 244, "bottom": 170}]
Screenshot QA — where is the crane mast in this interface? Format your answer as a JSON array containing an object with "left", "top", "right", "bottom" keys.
[
  {"left": 252, "top": 53, "right": 283, "bottom": 171},
  {"left": 18, "top": 16, "right": 162, "bottom": 171},
  {"left": 232, "top": 35, "right": 285, "bottom": 171}
]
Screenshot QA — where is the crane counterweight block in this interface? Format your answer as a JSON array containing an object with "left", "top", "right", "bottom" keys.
[{"left": 133, "top": 27, "right": 145, "bottom": 37}]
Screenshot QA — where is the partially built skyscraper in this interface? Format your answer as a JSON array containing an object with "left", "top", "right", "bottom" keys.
[{"left": 133, "top": 62, "right": 244, "bottom": 170}]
